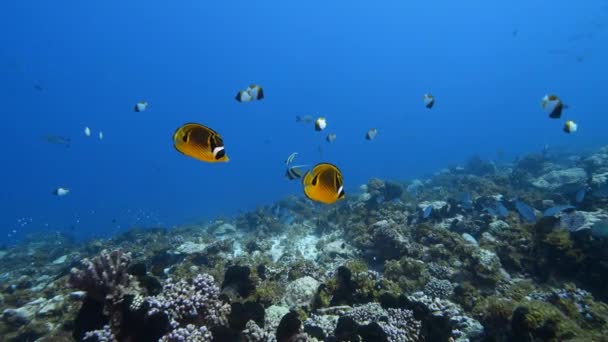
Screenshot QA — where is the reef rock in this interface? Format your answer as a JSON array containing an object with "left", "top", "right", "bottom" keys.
[
  {"left": 558, "top": 210, "right": 608, "bottom": 232},
  {"left": 283, "top": 276, "right": 321, "bottom": 308},
  {"left": 372, "top": 222, "right": 412, "bottom": 260},
  {"left": 591, "top": 172, "right": 608, "bottom": 198},
  {"left": 2, "top": 298, "right": 45, "bottom": 326},
  {"left": 488, "top": 220, "right": 510, "bottom": 234},
  {"left": 265, "top": 305, "right": 290, "bottom": 331},
  {"left": 532, "top": 167, "right": 587, "bottom": 193},
  {"left": 406, "top": 292, "right": 483, "bottom": 341},
  {"left": 174, "top": 241, "right": 207, "bottom": 254},
  {"left": 37, "top": 295, "right": 66, "bottom": 317},
  {"left": 461, "top": 233, "right": 478, "bottom": 246},
  {"left": 322, "top": 239, "right": 355, "bottom": 259}
]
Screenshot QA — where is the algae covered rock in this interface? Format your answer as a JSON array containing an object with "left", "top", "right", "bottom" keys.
[
  {"left": 283, "top": 276, "right": 321, "bottom": 308},
  {"left": 532, "top": 167, "right": 587, "bottom": 193}
]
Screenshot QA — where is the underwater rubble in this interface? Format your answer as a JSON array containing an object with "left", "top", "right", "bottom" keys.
[{"left": 2, "top": 146, "right": 608, "bottom": 341}]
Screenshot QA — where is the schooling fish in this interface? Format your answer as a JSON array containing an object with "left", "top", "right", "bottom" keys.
[
  {"left": 42, "top": 135, "right": 71, "bottom": 148},
  {"left": 541, "top": 94, "right": 567, "bottom": 119},
  {"left": 84, "top": 127, "right": 91, "bottom": 137},
  {"left": 285, "top": 152, "right": 299, "bottom": 165},
  {"left": 285, "top": 165, "right": 307, "bottom": 180},
  {"left": 423, "top": 93, "right": 435, "bottom": 109},
  {"left": 134, "top": 101, "right": 148, "bottom": 112},
  {"left": 98, "top": 131, "right": 104, "bottom": 140},
  {"left": 302, "top": 163, "right": 345, "bottom": 204},
  {"left": 173, "top": 123, "right": 229, "bottom": 163},
  {"left": 296, "top": 115, "right": 314, "bottom": 124},
  {"left": 422, "top": 205, "right": 433, "bottom": 219},
  {"left": 235, "top": 84, "right": 264, "bottom": 102},
  {"left": 576, "top": 187, "right": 587, "bottom": 203},
  {"left": 543, "top": 205, "right": 575, "bottom": 217},
  {"left": 53, "top": 187, "right": 70, "bottom": 196},
  {"left": 563, "top": 120, "right": 578, "bottom": 134},
  {"left": 326, "top": 133, "right": 337, "bottom": 143},
  {"left": 515, "top": 200, "right": 536, "bottom": 223},
  {"left": 315, "top": 117, "right": 327, "bottom": 131},
  {"left": 366, "top": 128, "right": 378, "bottom": 141}
]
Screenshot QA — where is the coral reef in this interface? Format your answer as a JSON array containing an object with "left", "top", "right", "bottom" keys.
[{"left": 2, "top": 145, "right": 608, "bottom": 341}]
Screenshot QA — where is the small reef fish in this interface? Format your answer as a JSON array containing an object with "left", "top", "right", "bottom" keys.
[
  {"left": 541, "top": 94, "right": 567, "bottom": 119},
  {"left": 458, "top": 192, "right": 473, "bottom": 209},
  {"left": 576, "top": 187, "right": 587, "bottom": 203},
  {"left": 173, "top": 123, "right": 229, "bottom": 163},
  {"left": 515, "top": 200, "right": 536, "bottom": 223},
  {"left": 484, "top": 201, "right": 509, "bottom": 217},
  {"left": 423, "top": 93, "right": 435, "bottom": 109},
  {"left": 84, "top": 127, "right": 91, "bottom": 137},
  {"left": 42, "top": 135, "right": 70, "bottom": 148},
  {"left": 134, "top": 101, "right": 148, "bottom": 112},
  {"left": 326, "top": 133, "right": 337, "bottom": 143},
  {"left": 543, "top": 205, "right": 575, "bottom": 217},
  {"left": 495, "top": 202, "right": 509, "bottom": 217},
  {"left": 296, "top": 115, "right": 314, "bottom": 124},
  {"left": 422, "top": 205, "right": 433, "bottom": 219},
  {"left": 563, "top": 120, "right": 577, "bottom": 134},
  {"left": 366, "top": 128, "right": 378, "bottom": 141},
  {"left": 315, "top": 117, "right": 327, "bottom": 131},
  {"left": 235, "top": 84, "right": 264, "bottom": 102},
  {"left": 98, "top": 131, "right": 104, "bottom": 140},
  {"left": 285, "top": 165, "right": 307, "bottom": 180},
  {"left": 285, "top": 152, "right": 299, "bottom": 165},
  {"left": 542, "top": 144, "right": 550, "bottom": 158},
  {"left": 53, "top": 187, "right": 70, "bottom": 196},
  {"left": 302, "top": 163, "right": 345, "bottom": 204}
]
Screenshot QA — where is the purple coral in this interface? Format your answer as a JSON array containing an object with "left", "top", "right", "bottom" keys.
[
  {"left": 69, "top": 249, "right": 133, "bottom": 303},
  {"left": 159, "top": 324, "right": 212, "bottom": 342},
  {"left": 344, "top": 303, "right": 422, "bottom": 342},
  {"left": 146, "top": 274, "right": 230, "bottom": 329},
  {"left": 381, "top": 308, "right": 422, "bottom": 342},
  {"left": 82, "top": 325, "right": 116, "bottom": 342}
]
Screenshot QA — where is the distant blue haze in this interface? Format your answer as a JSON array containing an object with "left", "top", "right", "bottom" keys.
[{"left": 0, "top": 0, "right": 606, "bottom": 243}]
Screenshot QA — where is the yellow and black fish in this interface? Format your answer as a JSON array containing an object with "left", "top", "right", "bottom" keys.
[
  {"left": 173, "top": 123, "right": 229, "bottom": 163},
  {"left": 563, "top": 120, "right": 578, "bottom": 134},
  {"left": 302, "top": 163, "right": 345, "bottom": 204},
  {"left": 235, "top": 84, "right": 264, "bottom": 102}
]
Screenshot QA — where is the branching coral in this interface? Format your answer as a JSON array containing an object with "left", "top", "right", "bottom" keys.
[{"left": 69, "top": 249, "right": 134, "bottom": 304}]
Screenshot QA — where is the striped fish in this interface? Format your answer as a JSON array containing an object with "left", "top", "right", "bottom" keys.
[{"left": 285, "top": 165, "right": 307, "bottom": 180}]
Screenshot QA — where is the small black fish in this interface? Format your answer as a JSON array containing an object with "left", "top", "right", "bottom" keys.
[{"left": 42, "top": 135, "right": 71, "bottom": 148}]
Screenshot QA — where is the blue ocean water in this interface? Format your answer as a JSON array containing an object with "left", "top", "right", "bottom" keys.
[{"left": 0, "top": 0, "right": 606, "bottom": 244}]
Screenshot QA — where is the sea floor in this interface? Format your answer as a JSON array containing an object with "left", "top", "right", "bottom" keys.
[{"left": 2, "top": 146, "right": 608, "bottom": 341}]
